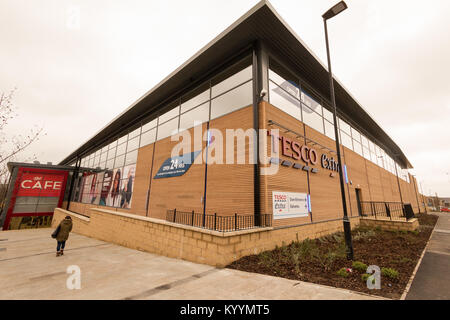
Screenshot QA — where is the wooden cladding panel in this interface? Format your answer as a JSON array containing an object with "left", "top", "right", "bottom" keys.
[
  {"left": 262, "top": 103, "right": 310, "bottom": 227},
  {"left": 304, "top": 125, "right": 345, "bottom": 221},
  {"left": 148, "top": 123, "right": 207, "bottom": 220},
  {"left": 67, "top": 101, "right": 424, "bottom": 222},
  {"left": 340, "top": 147, "right": 370, "bottom": 217},
  {"left": 365, "top": 160, "right": 384, "bottom": 202},
  {"left": 205, "top": 106, "right": 254, "bottom": 216}
]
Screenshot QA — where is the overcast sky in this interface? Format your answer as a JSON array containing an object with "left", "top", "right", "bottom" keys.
[{"left": 1, "top": 0, "right": 450, "bottom": 197}]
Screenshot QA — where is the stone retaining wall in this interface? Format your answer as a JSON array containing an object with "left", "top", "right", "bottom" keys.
[
  {"left": 52, "top": 208, "right": 360, "bottom": 267},
  {"left": 360, "top": 217, "right": 419, "bottom": 232}
]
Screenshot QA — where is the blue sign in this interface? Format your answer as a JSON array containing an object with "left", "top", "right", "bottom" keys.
[
  {"left": 344, "top": 165, "right": 349, "bottom": 184},
  {"left": 154, "top": 151, "right": 201, "bottom": 179}
]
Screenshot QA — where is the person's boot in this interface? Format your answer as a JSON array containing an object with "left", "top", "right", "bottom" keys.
[
  {"left": 56, "top": 251, "right": 61, "bottom": 257},
  {"left": 60, "top": 249, "right": 64, "bottom": 256}
]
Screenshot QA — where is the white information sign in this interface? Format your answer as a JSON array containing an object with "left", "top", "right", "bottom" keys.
[{"left": 272, "top": 191, "right": 309, "bottom": 220}]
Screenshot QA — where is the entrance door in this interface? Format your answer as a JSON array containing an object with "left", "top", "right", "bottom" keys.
[{"left": 355, "top": 188, "right": 363, "bottom": 217}]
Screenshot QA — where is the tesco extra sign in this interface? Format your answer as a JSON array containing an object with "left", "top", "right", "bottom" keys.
[{"left": 17, "top": 173, "right": 65, "bottom": 197}]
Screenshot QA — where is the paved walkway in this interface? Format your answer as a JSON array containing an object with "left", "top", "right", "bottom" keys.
[
  {"left": 406, "top": 213, "right": 450, "bottom": 300},
  {"left": 0, "top": 228, "right": 379, "bottom": 300}
]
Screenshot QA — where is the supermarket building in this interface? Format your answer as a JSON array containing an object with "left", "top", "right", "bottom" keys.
[{"left": 9, "top": 1, "right": 427, "bottom": 266}]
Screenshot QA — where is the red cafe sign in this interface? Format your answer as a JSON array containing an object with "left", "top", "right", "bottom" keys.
[{"left": 17, "top": 173, "right": 65, "bottom": 197}]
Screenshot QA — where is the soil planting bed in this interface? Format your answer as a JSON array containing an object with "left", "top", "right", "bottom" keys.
[{"left": 227, "top": 214, "right": 438, "bottom": 299}]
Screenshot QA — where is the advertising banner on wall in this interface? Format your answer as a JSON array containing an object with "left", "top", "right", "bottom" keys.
[
  {"left": 106, "top": 168, "right": 122, "bottom": 207},
  {"left": 100, "top": 170, "right": 113, "bottom": 206},
  {"left": 272, "top": 191, "right": 309, "bottom": 220},
  {"left": 81, "top": 173, "right": 93, "bottom": 203},
  {"left": 120, "top": 164, "right": 135, "bottom": 209},
  {"left": 154, "top": 151, "right": 201, "bottom": 179}
]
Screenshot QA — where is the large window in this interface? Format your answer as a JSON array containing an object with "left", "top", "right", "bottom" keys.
[
  {"left": 268, "top": 78, "right": 301, "bottom": 120},
  {"left": 338, "top": 118, "right": 353, "bottom": 150},
  {"left": 211, "top": 81, "right": 252, "bottom": 120},
  {"left": 74, "top": 55, "right": 254, "bottom": 208},
  {"left": 340, "top": 130, "right": 353, "bottom": 150},
  {"left": 302, "top": 104, "right": 324, "bottom": 134},
  {"left": 322, "top": 107, "right": 335, "bottom": 140},
  {"left": 211, "top": 65, "right": 252, "bottom": 98},
  {"left": 210, "top": 61, "right": 253, "bottom": 120},
  {"left": 324, "top": 120, "right": 335, "bottom": 140},
  {"left": 266, "top": 57, "right": 408, "bottom": 174},
  {"left": 268, "top": 60, "right": 325, "bottom": 135},
  {"left": 76, "top": 127, "right": 140, "bottom": 209},
  {"left": 157, "top": 117, "right": 179, "bottom": 141}
]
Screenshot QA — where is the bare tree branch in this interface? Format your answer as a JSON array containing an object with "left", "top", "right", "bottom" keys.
[
  {"left": 0, "top": 127, "right": 43, "bottom": 165},
  {"left": 0, "top": 87, "right": 44, "bottom": 167}
]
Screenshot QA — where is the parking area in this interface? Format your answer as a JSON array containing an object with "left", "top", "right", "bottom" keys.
[{"left": 0, "top": 228, "right": 380, "bottom": 300}]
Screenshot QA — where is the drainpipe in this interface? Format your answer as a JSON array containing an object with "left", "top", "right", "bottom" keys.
[{"left": 66, "top": 156, "right": 81, "bottom": 210}]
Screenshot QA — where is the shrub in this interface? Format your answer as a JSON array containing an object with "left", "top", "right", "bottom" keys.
[
  {"left": 259, "top": 251, "right": 275, "bottom": 269},
  {"left": 313, "top": 242, "right": 346, "bottom": 271},
  {"left": 352, "top": 228, "right": 376, "bottom": 241},
  {"left": 361, "top": 273, "right": 375, "bottom": 284},
  {"left": 332, "top": 233, "right": 343, "bottom": 243},
  {"left": 296, "top": 239, "right": 316, "bottom": 260},
  {"left": 381, "top": 267, "right": 399, "bottom": 280},
  {"left": 352, "top": 261, "right": 368, "bottom": 272},
  {"left": 334, "top": 240, "right": 347, "bottom": 259},
  {"left": 292, "top": 253, "right": 301, "bottom": 275},
  {"left": 391, "top": 257, "right": 411, "bottom": 265},
  {"left": 336, "top": 268, "right": 349, "bottom": 278}
]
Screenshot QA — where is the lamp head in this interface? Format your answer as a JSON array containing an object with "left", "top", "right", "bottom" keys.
[{"left": 323, "top": 1, "right": 348, "bottom": 20}]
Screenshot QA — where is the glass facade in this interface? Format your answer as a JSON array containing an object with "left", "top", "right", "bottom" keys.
[
  {"left": 71, "top": 55, "right": 253, "bottom": 208},
  {"left": 268, "top": 57, "right": 408, "bottom": 179},
  {"left": 68, "top": 52, "right": 410, "bottom": 208}
]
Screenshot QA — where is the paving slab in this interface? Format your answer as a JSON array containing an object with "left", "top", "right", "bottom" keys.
[
  {"left": 406, "top": 213, "right": 450, "bottom": 300},
  {"left": 0, "top": 228, "right": 380, "bottom": 300}
]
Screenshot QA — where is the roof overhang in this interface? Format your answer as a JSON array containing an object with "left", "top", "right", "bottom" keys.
[
  {"left": 59, "top": 0, "right": 413, "bottom": 169},
  {"left": 7, "top": 162, "right": 76, "bottom": 172}
]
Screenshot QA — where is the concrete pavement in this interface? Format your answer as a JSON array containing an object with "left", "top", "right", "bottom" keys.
[
  {"left": 0, "top": 228, "right": 379, "bottom": 300},
  {"left": 406, "top": 213, "right": 450, "bottom": 300}
]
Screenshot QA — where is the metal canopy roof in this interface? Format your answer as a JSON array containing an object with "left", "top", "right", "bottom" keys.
[{"left": 59, "top": 0, "right": 412, "bottom": 169}]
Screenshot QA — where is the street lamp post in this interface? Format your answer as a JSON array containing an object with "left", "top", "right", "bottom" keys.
[
  {"left": 323, "top": 1, "right": 353, "bottom": 260},
  {"left": 419, "top": 181, "right": 427, "bottom": 213},
  {"left": 411, "top": 175, "right": 422, "bottom": 214}
]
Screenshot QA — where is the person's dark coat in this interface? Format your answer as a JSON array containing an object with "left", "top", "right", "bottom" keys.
[{"left": 56, "top": 218, "right": 73, "bottom": 242}]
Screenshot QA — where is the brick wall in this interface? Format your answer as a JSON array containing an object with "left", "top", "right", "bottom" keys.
[
  {"left": 360, "top": 217, "right": 419, "bottom": 232},
  {"left": 67, "top": 101, "right": 424, "bottom": 229},
  {"left": 52, "top": 207, "right": 360, "bottom": 267}
]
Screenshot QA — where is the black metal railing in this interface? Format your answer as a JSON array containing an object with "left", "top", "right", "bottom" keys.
[
  {"left": 166, "top": 209, "right": 272, "bottom": 232},
  {"left": 359, "top": 201, "right": 409, "bottom": 221}
]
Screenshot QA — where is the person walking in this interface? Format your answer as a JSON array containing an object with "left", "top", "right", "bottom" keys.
[{"left": 52, "top": 216, "right": 73, "bottom": 257}]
